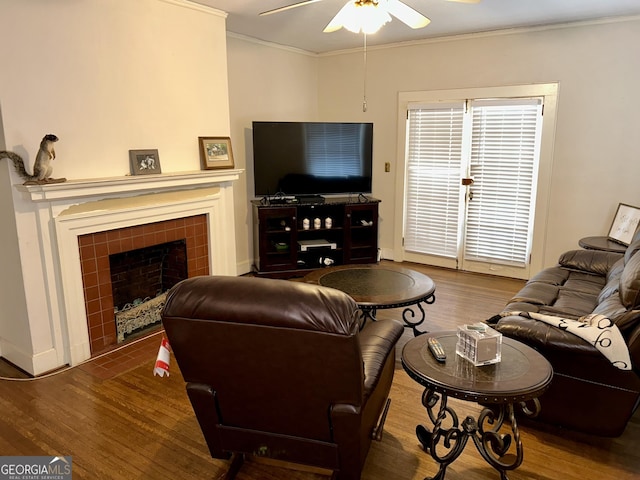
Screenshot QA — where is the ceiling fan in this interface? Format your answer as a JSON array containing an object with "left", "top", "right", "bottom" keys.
[{"left": 260, "top": 0, "right": 481, "bottom": 34}]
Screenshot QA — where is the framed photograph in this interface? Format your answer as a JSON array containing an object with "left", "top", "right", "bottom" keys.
[
  {"left": 199, "top": 137, "right": 234, "bottom": 170},
  {"left": 129, "top": 149, "right": 161, "bottom": 175},
  {"left": 608, "top": 203, "right": 640, "bottom": 246}
]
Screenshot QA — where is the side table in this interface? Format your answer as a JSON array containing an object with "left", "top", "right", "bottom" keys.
[
  {"left": 402, "top": 332, "right": 553, "bottom": 480},
  {"left": 578, "top": 236, "right": 626, "bottom": 253}
]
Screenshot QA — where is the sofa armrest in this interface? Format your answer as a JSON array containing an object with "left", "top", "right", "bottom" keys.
[{"left": 558, "top": 249, "right": 623, "bottom": 276}]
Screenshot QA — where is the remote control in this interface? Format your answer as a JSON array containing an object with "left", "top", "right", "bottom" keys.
[{"left": 427, "top": 337, "right": 446, "bottom": 362}]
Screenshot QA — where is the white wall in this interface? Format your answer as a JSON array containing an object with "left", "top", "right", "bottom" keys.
[
  {"left": 0, "top": 0, "right": 229, "bottom": 178},
  {"left": 3, "top": 2, "right": 638, "bottom": 295},
  {"left": 0, "top": 0, "right": 231, "bottom": 373},
  {"left": 317, "top": 18, "right": 640, "bottom": 269},
  {"left": 226, "top": 35, "right": 319, "bottom": 273}
]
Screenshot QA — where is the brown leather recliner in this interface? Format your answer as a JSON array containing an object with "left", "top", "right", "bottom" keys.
[
  {"left": 487, "top": 236, "right": 640, "bottom": 437},
  {"left": 161, "top": 275, "right": 404, "bottom": 479}
]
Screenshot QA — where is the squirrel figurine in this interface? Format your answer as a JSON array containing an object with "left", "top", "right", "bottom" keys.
[{"left": 0, "top": 134, "right": 66, "bottom": 185}]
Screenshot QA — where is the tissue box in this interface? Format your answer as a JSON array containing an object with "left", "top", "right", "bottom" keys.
[{"left": 456, "top": 323, "right": 502, "bottom": 366}]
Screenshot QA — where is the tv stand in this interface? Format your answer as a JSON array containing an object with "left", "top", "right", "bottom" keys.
[
  {"left": 252, "top": 196, "right": 380, "bottom": 277},
  {"left": 295, "top": 195, "right": 325, "bottom": 204}
]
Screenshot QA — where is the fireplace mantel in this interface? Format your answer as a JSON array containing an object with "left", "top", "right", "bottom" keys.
[
  {"left": 16, "top": 169, "right": 243, "bottom": 202},
  {"left": 3, "top": 168, "right": 242, "bottom": 375}
]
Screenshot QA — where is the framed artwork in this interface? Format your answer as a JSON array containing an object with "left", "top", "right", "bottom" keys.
[
  {"left": 608, "top": 203, "right": 640, "bottom": 246},
  {"left": 199, "top": 136, "right": 234, "bottom": 170},
  {"left": 129, "top": 149, "right": 161, "bottom": 175}
]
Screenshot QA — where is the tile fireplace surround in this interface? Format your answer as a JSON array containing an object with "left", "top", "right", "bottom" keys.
[
  {"left": 5, "top": 170, "right": 240, "bottom": 376},
  {"left": 79, "top": 215, "right": 208, "bottom": 354}
]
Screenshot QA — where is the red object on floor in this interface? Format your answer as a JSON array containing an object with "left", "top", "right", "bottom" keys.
[{"left": 153, "top": 336, "right": 171, "bottom": 377}]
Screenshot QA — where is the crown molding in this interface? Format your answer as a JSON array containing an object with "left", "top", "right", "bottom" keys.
[
  {"left": 226, "top": 32, "right": 317, "bottom": 57},
  {"left": 157, "top": 0, "right": 228, "bottom": 18},
  {"left": 319, "top": 14, "right": 640, "bottom": 57},
  {"left": 226, "top": 13, "right": 640, "bottom": 58}
]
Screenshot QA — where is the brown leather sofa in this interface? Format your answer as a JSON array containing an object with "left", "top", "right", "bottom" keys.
[
  {"left": 161, "top": 275, "right": 404, "bottom": 479},
  {"left": 487, "top": 238, "right": 640, "bottom": 436}
]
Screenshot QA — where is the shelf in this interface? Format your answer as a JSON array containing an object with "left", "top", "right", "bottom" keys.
[
  {"left": 350, "top": 224, "right": 374, "bottom": 229},
  {"left": 298, "top": 228, "right": 343, "bottom": 233},
  {"left": 351, "top": 244, "right": 375, "bottom": 250},
  {"left": 16, "top": 169, "right": 244, "bottom": 202}
]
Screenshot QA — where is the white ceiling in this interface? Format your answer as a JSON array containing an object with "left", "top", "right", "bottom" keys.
[{"left": 192, "top": 0, "right": 640, "bottom": 53}]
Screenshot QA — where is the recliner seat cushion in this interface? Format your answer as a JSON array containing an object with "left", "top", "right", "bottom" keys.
[
  {"left": 552, "top": 288, "right": 599, "bottom": 316},
  {"left": 562, "top": 271, "right": 606, "bottom": 292}
]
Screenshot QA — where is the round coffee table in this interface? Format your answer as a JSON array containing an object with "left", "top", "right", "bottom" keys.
[
  {"left": 304, "top": 263, "right": 435, "bottom": 336},
  {"left": 402, "top": 331, "right": 553, "bottom": 480}
]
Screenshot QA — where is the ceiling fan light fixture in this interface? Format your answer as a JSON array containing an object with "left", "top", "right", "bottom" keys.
[
  {"left": 323, "top": 0, "right": 430, "bottom": 34},
  {"left": 342, "top": 0, "right": 392, "bottom": 35}
]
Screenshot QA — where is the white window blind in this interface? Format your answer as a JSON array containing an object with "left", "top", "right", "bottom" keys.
[
  {"left": 464, "top": 98, "right": 543, "bottom": 266},
  {"left": 404, "top": 103, "right": 465, "bottom": 258}
]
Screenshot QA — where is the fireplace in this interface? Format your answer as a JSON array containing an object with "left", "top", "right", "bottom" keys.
[
  {"left": 79, "top": 215, "right": 208, "bottom": 354},
  {"left": 6, "top": 170, "right": 241, "bottom": 375}
]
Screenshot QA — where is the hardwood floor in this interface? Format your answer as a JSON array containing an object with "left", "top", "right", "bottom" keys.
[{"left": 1, "top": 262, "right": 638, "bottom": 479}]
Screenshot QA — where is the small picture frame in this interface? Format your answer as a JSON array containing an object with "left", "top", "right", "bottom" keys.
[
  {"left": 199, "top": 137, "right": 234, "bottom": 170},
  {"left": 129, "top": 149, "right": 161, "bottom": 175},
  {"left": 608, "top": 203, "right": 640, "bottom": 246}
]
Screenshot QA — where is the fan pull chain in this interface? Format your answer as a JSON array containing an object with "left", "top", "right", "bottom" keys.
[{"left": 363, "top": 33, "right": 368, "bottom": 112}]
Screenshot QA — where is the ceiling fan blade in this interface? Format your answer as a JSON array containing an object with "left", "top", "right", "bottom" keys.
[
  {"left": 386, "top": 0, "right": 430, "bottom": 29},
  {"left": 322, "top": 2, "right": 352, "bottom": 33},
  {"left": 259, "top": 0, "right": 324, "bottom": 17},
  {"left": 446, "top": 0, "right": 481, "bottom": 3}
]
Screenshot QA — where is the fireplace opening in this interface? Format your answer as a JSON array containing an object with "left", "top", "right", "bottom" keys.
[{"left": 110, "top": 239, "right": 187, "bottom": 342}]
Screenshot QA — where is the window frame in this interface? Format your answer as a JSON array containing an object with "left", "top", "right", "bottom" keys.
[{"left": 394, "top": 83, "right": 559, "bottom": 279}]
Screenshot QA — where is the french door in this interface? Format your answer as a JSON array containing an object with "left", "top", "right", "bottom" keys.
[{"left": 396, "top": 84, "right": 557, "bottom": 280}]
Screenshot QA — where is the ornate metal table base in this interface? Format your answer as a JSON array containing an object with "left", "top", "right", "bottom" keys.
[
  {"left": 361, "top": 292, "right": 435, "bottom": 336},
  {"left": 402, "top": 333, "right": 553, "bottom": 480},
  {"left": 417, "top": 388, "right": 541, "bottom": 480}
]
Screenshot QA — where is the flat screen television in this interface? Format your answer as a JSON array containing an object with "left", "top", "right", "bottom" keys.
[{"left": 252, "top": 121, "right": 373, "bottom": 198}]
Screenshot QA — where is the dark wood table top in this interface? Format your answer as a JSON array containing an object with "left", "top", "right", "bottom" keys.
[
  {"left": 578, "top": 236, "right": 626, "bottom": 253},
  {"left": 402, "top": 332, "right": 553, "bottom": 404},
  {"left": 304, "top": 263, "right": 435, "bottom": 309}
]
